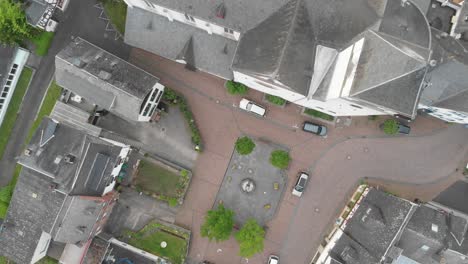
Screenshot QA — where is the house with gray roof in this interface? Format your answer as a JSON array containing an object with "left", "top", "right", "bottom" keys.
[
  {"left": 0, "top": 118, "right": 131, "bottom": 264},
  {"left": 122, "top": 0, "right": 468, "bottom": 123},
  {"left": 55, "top": 37, "right": 165, "bottom": 122},
  {"left": 315, "top": 187, "right": 468, "bottom": 264},
  {"left": 23, "top": 0, "right": 69, "bottom": 32}
]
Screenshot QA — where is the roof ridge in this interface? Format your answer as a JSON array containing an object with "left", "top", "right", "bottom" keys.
[
  {"left": 274, "top": 0, "right": 305, "bottom": 79},
  {"left": 369, "top": 30, "right": 428, "bottom": 63}
]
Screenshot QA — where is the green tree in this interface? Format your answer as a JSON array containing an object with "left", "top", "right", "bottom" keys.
[
  {"left": 235, "top": 219, "right": 265, "bottom": 257},
  {"left": 382, "top": 119, "right": 398, "bottom": 135},
  {"left": 235, "top": 136, "right": 255, "bottom": 155},
  {"left": 269, "top": 150, "right": 290, "bottom": 169},
  {"left": 0, "top": 0, "right": 33, "bottom": 45},
  {"left": 201, "top": 205, "right": 235, "bottom": 241}
]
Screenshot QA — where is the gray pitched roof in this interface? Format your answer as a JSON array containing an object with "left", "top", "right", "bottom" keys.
[
  {"left": 232, "top": 0, "right": 431, "bottom": 116},
  {"left": 433, "top": 181, "right": 468, "bottom": 215},
  {"left": 55, "top": 37, "right": 160, "bottom": 121},
  {"left": 420, "top": 29, "right": 468, "bottom": 114},
  {"left": 397, "top": 205, "right": 468, "bottom": 264},
  {"left": 232, "top": 0, "right": 315, "bottom": 95},
  {"left": 19, "top": 117, "right": 122, "bottom": 196},
  {"left": 147, "top": 0, "right": 289, "bottom": 32},
  {"left": 25, "top": 0, "right": 49, "bottom": 25},
  {"left": 327, "top": 188, "right": 415, "bottom": 263},
  {"left": 124, "top": 5, "right": 236, "bottom": 79},
  {"left": 0, "top": 168, "right": 67, "bottom": 264}
]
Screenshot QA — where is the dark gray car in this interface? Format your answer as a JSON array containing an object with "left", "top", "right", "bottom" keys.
[{"left": 303, "top": 121, "right": 327, "bottom": 136}]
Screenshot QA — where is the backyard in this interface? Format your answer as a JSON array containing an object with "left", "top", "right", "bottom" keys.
[
  {"left": 0, "top": 67, "right": 33, "bottom": 160},
  {"left": 134, "top": 158, "right": 191, "bottom": 205},
  {"left": 122, "top": 221, "right": 190, "bottom": 264}
]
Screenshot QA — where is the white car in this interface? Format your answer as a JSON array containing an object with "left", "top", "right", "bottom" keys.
[
  {"left": 268, "top": 255, "right": 279, "bottom": 264},
  {"left": 292, "top": 172, "right": 309, "bottom": 197},
  {"left": 239, "top": 98, "right": 266, "bottom": 117}
]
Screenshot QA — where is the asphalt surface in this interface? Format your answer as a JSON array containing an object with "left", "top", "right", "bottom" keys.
[{"left": 0, "top": 0, "right": 131, "bottom": 185}]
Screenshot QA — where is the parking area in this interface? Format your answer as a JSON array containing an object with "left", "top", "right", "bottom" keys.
[{"left": 96, "top": 105, "right": 198, "bottom": 169}]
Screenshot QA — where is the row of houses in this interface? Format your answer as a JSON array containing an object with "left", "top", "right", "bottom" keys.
[
  {"left": 315, "top": 186, "right": 468, "bottom": 264},
  {"left": 121, "top": 0, "right": 468, "bottom": 124},
  {"left": 0, "top": 38, "right": 169, "bottom": 263}
]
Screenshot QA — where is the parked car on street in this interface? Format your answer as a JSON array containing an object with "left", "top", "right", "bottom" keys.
[
  {"left": 302, "top": 121, "right": 327, "bottom": 136},
  {"left": 239, "top": 98, "right": 266, "bottom": 117},
  {"left": 268, "top": 255, "right": 279, "bottom": 264},
  {"left": 397, "top": 123, "right": 411, "bottom": 134},
  {"left": 292, "top": 172, "right": 309, "bottom": 197}
]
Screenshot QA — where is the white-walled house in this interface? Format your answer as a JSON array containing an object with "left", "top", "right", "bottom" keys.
[
  {"left": 55, "top": 37, "right": 165, "bottom": 122},
  {"left": 122, "top": 0, "right": 468, "bottom": 123}
]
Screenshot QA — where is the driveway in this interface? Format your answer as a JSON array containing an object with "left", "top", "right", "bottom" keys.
[
  {"left": 0, "top": 0, "right": 131, "bottom": 185},
  {"left": 129, "top": 48, "right": 468, "bottom": 264}
]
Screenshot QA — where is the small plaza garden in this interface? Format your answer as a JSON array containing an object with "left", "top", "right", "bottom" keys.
[
  {"left": 133, "top": 157, "right": 191, "bottom": 207},
  {"left": 122, "top": 220, "right": 190, "bottom": 264}
]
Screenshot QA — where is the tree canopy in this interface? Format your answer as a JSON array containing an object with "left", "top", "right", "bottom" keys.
[
  {"left": 0, "top": 0, "right": 33, "bottom": 45},
  {"left": 235, "top": 219, "right": 265, "bottom": 257},
  {"left": 235, "top": 136, "right": 255, "bottom": 155},
  {"left": 201, "top": 205, "right": 235, "bottom": 242}
]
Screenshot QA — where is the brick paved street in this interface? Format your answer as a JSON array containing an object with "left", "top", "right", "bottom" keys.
[{"left": 130, "top": 48, "right": 468, "bottom": 264}]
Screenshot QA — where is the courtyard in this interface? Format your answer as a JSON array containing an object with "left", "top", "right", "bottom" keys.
[{"left": 214, "top": 138, "right": 287, "bottom": 225}]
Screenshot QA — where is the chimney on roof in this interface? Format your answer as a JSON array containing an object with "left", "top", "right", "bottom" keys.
[
  {"left": 98, "top": 70, "right": 112, "bottom": 80},
  {"left": 24, "top": 148, "right": 33, "bottom": 156},
  {"left": 216, "top": 3, "right": 226, "bottom": 19},
  {"left": 64, "top": 154, "right": 76, "bottom": 164}
]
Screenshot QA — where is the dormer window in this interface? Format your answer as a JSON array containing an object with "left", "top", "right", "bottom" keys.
[
  {"left": 224, "top": 27, "right": 234, "bottom": 34},
  {"left": 185, "top": 14, "right": 195, "bottom": 22}
]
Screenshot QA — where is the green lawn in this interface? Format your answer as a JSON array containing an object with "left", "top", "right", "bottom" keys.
[
  {"left": 102, "top": 0, "right": 128, "bottom": 34},
  {"left": 26, "top": 81, "right": 62, "bottom": 143},
  {"left": 0, "top": 165, "right": 22, "bottom": 219},
  {"left": 36, "top": 256, "right": 58, "bottom": 264},
  {"left": 136, "top": 160, "right": 181, "bottom": 197},
  {"left": 124, "top": 221, "right": 189, "bottom": 264},
  {"left": 304, "top": 108, "right": 335, "bottom": 121},
  {"left": 31, "top": 31, "right": 55, "bottom": 56},
  {"left": 0, "top": 67, "right": 33, "bottom": 161}
]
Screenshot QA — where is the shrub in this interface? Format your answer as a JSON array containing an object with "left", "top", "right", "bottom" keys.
[
  {"left": 180, "top": 169, "right": 189, "bottom": 177},
  {"left": 235, "top": 137, "right": 255, "bottom": 155},
  {"left": 269, "top": 150, "right": 290, "bottom": 169},
  {"left": 161, "top": 87, "right": 203, "bottom": 150},
  {"left": 265, "top": 94, "right": 286, "bottom": 105},
  {"left": 368, "top": 115, "right": 378, "bottom": 121},
  {"left": 201, "top": 205, "right": 235, "bottom": 241},
  {"left": 226, "top": 80, "right": 248, "bottom": 95},
  {"left": 163, "top": 89, "right": 179, "bottom": 102},
  {"left": 383, "top": 119, "right": 398, "bottom": 135},
  {"left": 304, "top": 108, "right": 334, "bottom": 121},
  {"left": 235, "top": 219, "right": 265, "bottom": 257},
  {"left": 168, "top": 197, "right": 178, "bottom": 207}
]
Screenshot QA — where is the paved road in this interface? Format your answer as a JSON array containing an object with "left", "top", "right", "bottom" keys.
[
  {"left": 0, "top": 0, "right": 130, "bottom": 185},
  {"left": 129, "top": 49, "right": 468, "bottom": 264}
]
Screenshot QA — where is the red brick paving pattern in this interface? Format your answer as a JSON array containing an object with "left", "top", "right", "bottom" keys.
[{"left": 129, "top": 48, "right": 468, "bottom": 264}]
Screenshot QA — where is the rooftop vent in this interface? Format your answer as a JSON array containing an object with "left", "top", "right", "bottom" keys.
[
  {"left": 110, "top": 60, "right": 119, "bottom": 68},
  {"left": 216, "top": 3, "right": 226, "bottom": 19},
  {"left": 98, "top": 70, "right": 112, "bottom": 81},
  {"left": 64, "top": 154, "right": 76, "bottom": 164},
  {"left": 24, "top": 148, "right": 33, "bottom": 156},
  {"left": 94, "top": 52, "right": 103, "bottom": 61},
  {"left": 49, "top": 183, "right": 58, "bottom": 190},
  {"left": 72, "top": 58, "right": 86, "bottom": 68}
]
